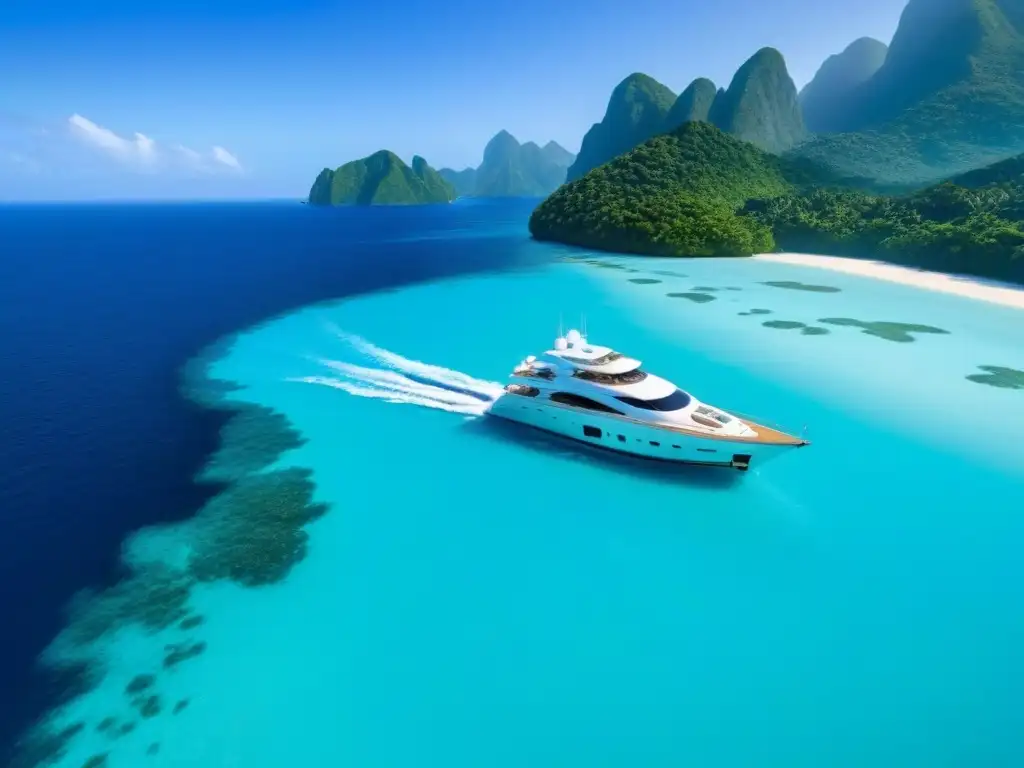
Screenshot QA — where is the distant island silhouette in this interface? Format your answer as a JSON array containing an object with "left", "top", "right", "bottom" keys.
[{"left": 305, "top": 0, "right": 1024, "bottom": 285}]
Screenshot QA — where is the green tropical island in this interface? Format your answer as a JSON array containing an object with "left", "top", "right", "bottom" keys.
[
  {"left": 308, "top": 131, "right": 575, "bottom": 205},
  {"left": 308, "top": 151, "right": 455, "bottom": 206},
  {"left": 439, "top": 131, "right": 575, "bottom": 198},
  {"left": 310, "top": 0, "right": 1024, "bottom": 284}
]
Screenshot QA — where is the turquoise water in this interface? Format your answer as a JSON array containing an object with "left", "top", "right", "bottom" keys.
[{"left": 23, "top": 235, "right": 1024, "bottom": 766}]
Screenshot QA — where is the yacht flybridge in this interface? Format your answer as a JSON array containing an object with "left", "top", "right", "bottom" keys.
[{"left": 488, "top": 329, "right": 808, "bottom": 471}]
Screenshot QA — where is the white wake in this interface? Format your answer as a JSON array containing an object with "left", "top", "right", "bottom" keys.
[
  {"left": 327, "top": 324, "right": 505, "bottom": 399},
  {"left": 287, "top": 325, "right": 504, "bottom": 416}
]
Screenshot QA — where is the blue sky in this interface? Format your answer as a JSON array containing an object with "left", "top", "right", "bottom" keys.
[{"left": 0, "top": 0, "right": 907, "bottom": 200}]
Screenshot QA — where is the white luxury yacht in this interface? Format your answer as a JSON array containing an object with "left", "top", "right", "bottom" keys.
[{"left": 488, "top": 329, "right": 809, "bottom": 471}]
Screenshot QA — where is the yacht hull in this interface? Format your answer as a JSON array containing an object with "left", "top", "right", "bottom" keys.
[{"left": 487, "top": 395, "right": 800, "bottom": 471}]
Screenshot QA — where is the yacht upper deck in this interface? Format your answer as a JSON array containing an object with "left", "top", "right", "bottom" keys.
[{"left": 546, "top": 330, "right": 641, "bottom": 375}]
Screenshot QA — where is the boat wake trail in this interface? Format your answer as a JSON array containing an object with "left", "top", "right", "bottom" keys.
[{"left": 287, "top": 324, "right": 504, "bottom": 416}]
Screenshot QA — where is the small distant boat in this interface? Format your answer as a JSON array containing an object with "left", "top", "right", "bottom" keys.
[{"left": 487, "top": 329, "right": 809, "bottom": 471}]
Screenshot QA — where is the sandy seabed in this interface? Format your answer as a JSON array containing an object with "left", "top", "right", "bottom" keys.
[{"left": 754, "top": 253, "right": 1024, "bottom": 311}]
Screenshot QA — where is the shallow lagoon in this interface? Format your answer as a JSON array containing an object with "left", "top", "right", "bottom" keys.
[{"left": 21, "top": 242, "right": 1024, "bottom": 767}]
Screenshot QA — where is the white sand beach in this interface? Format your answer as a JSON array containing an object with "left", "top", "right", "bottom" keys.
[{"left": 754, "top": 253, "right": 1024, "bottom": 311}]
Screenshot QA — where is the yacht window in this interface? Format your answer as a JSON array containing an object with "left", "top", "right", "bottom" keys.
[
  {"left": 505, "top": 384, "right": 539, "bottom": 397},
  {"left": 573, "top": 369, "right": 648, "bottom": 385},
  {"left": 519, "top": 367, "right": 554, "bottom": 380},
  {"left": 615, "top": 388, "right": 692, "bottom": 412},
  {"left": 549, "top": 392, "right": 624, "bottom": 414}
]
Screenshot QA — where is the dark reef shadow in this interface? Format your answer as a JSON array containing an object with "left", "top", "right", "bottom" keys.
[
  {"left": 762, "top": 320, "right": 805, "bottom": 330},
  {"left": 762, "top": 280, "right": 841, "bottom": 293},
  {"left": 759, "top": 320, "right": 831, "bottom": 335},
  {"left": 965, "top": 365, "right": 1024, "bottom": 389},
  {"left": 578, "top": 259, "right": 627, "bottom": 270},
  {"left": 818, "top": 318, "right": 949, "bottom": 343},
  {"left": 627, "top": 278, "right": 661, "bottom": 284},
  {"left": 8, "top": 337, "right": 327, "bottom": 768},
  {"left": 462, "top": 416, "right": 742, "bottom": 491},
  {"left": 667, "top": 292, "right": 716, "bottom": 303}
]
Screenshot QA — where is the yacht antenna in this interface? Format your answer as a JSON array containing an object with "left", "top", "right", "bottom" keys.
[
  {"left": 583, "top": 313, "right": 587, "bottom": 339},
  {"left": 559, "top": 313, "right": 563, "bottom": 338}
]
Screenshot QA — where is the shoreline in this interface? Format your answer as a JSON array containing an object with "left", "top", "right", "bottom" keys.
[{"left": 754, "top": 253, "right": 1024, "bottom": 311}]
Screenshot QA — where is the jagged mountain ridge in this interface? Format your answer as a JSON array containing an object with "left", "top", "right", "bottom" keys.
[
  {"left": 567, "top": 48, "right": 806, "bottom": 179},
  {"left": 440, "top": 131, "right": 575, "bottom": 197}
]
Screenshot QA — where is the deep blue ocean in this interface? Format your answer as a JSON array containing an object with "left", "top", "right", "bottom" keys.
[
  {"left": 2, "top": 200, "right": 1023, "bottom": 768},
  {"left": 0, "top": 199, "right": 541, "bottom": 758}
]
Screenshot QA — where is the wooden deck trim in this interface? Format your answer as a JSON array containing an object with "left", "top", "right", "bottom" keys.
[
  {"left": 735, "top": 421, "right": 809, "bottom": 446},
  {"left": 654, "top": 419, "right": 807, "bottom": 446},
  {"left": 537, "top": 399, "right": 810, "bottom": 446}
]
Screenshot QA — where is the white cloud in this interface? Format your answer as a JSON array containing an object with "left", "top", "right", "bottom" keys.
[
  {"left": 211, "top": 146, "right": 242, "bottom": 171},
  {"left": 69, "top": 114, "right": 156, "bottom": 166},
  {"left": 173, "top": 143, "right": 213, "bottom": 173},
  {"left": 173, "top": 143, "right": 204, "bottom": 164},
  {"left": 135, "top": 132, "right": 156, "bottom": 163},
  {"left": 67, "top": 114, "right": 242, "bottom": 174}
]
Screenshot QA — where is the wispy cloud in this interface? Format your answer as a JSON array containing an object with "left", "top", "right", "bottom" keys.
[
  {"left": 171, "top": 142, "right": 239, "bottom": 174},
  {"left": 173, "top": 143, "right": 204, "bottom": 165},
  {"left": 69, "top": 114, "right": 157, "bottom": 166},
  {"left": 66, "top": 114, "right": 243, "bottom": 174},
  {"left": 212, "top": 146, "right": 242, "bottom": 171}
]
